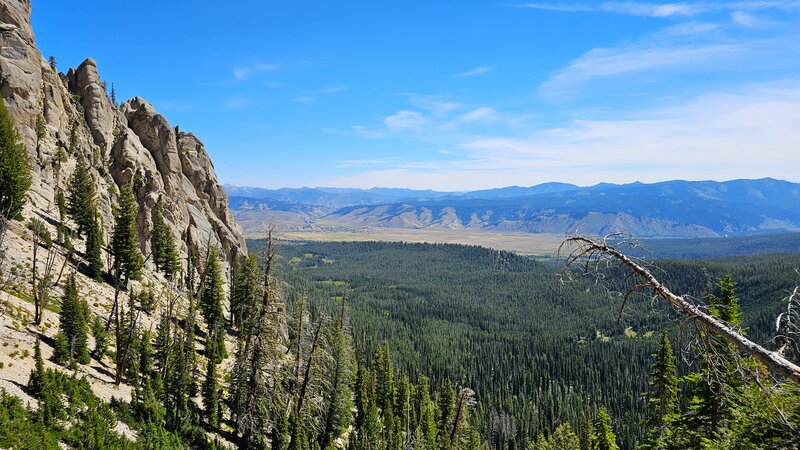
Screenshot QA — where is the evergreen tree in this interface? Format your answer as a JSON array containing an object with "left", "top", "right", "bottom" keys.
[
  {"left": 28, "top": 337, "right": 45, "bottom": 396},
  {"left": 416, "top": 376, "right": 438, "bottom": 450},
  {"left": 318, "top": 298, "right": 355, "bottom": 448},
  {"left": 642, "top": 332, "right": 679, "bottom": 449},
  {"left": 0, "top": 97, "right": 31, "bottom": 220},
  {"left": 111, "top": 183, "right": 144, "bottom": 281},
  {"left": 229, "top": 233, "right": 283, "bottom": 449},
  {"left": 201, "top": 247, "right": 227, "bottom": 363},
  {"left": 591, "top": 409, "right": 618, "bottom": 450},
  {"left": 48, "top": 55, "right": 57, "bottom": 70},
  {"left": 35, "top": 114, "right": 46, "bottom": 146},
  {"left": 436, "top": 379, "right": 455, "bottom": 450},
  {"left": 85, "top": 208, "right": 104, "bottom": 280},
  {"left": 67, "top": 156, "right": 96, "bottom": 236},
  {"left": 58, "top": 273, "right": 90, "bottom": 364},
  {"left": 150, "top": 204, "right": 180, "bottom": 278},
  {"left": 110, "top": 83, "right": 117, "bottom": 107},
  {"left": 91, "top": 315, "right": 108, "bottom": 359},
  {"left": 231, "top": 254, "right": 259, "bottom": 330},
  {"left": 203, "top": 358, "right": 220, "bottom": 428}
]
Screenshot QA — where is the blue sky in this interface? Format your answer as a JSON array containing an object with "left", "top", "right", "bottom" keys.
[{"left": 33, "top": 1, "right": 800, "bottom": 190}]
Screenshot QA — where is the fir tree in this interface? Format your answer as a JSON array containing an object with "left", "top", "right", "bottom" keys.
[
  {"left": 35, "top": 114, "right": 46, "bottom": 146},
  {"left": 318, "top": 298, "right": 355, "bottom": 448},
  {"left": 67, "top": 156, "right": 96, "bottom": 236},
  {"left": 111, "top": 183, "right": 144, "bottom": 281},
  {"left": 591, "top": 409, "right": 618, "bottom": 450},
  {"left": 28, "top": 337, "right": 45, "bottom": 396},
  {"left": 436, "top": 379, "right": 455, "bottom": 450},
  {"left": 110, "top": 83, "right": 117, "bottom": 107},
  {"left": 203, "top": 358, "right": 220, "bottom": 428},
  {"left": 150, "top": 204, "right": 180, "bottom": 278},
  {"left": 642, "top": 332, "right": 679, "bottom": 449},
  {"left": 91, "top": 315, "right": 108, "bottom": 359},
  {"left": 58, "top": 273, "right": 90, "bottom": 364},
  {"left": 201, "top": 248, "right": 226, "bottom": 363},
  {"left": 85, "top": 209, "right": 104, "bottom": 280},
  {"left": 0, "top": 97, "right": 31, "bottom": 220},
  {"left": 230, "top": 253, "right": 259, "bottom": 330}
]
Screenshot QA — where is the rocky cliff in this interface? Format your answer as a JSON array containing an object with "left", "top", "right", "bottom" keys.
[{"left": 0, "top": 0, "right": 246, "bottom": 263}]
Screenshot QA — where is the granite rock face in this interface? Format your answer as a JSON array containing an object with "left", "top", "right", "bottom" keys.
[{"left": 0, "top": 0, "right": 246, "bottom": 265}]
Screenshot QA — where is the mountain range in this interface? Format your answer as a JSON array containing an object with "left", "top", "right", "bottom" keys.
[{"left": 226, "top": 178, "right": 800, "bottom": 238}]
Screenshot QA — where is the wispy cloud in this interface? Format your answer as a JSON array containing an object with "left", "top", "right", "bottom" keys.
[
  {"left": 455, "top": 66, "right": 493, "bottom": 77},
  {"left": 351, "top": 125, "right": 386, "bottom": 139},
  {"left": 541, "top": 42, "right": 744, "bottom": 100},
  {"left": 384, "top": 111, "right": 430, "bottom": 130},
  {"left": 290, "top": 96, "right": 315, "bottom": 104},
  {"left": 516, "top": 1, "right": 800, "bottom": 17},
  {"left": 317, "top": 86, "right": 349, "bottom": 94},
  {"left": 233, "top": 62, "right": 281, "bottom": 81},
  {"left": 330, "top": 81, "right": 800, "bottom": 190},
  {"left": 402, "top": 94, "right": 464, "bottom": 116},
  {"left": 460, "top": 107, "right": 499, "bottom": 122}
]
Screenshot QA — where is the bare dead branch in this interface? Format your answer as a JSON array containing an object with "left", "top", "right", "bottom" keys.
[{"left": 561, "top": 235, "right": 800, "bottom": 383}]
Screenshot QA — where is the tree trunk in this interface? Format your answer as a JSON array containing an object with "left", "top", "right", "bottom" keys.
[{"left": 563, "top": 236, "right": 800, "bottom": 383}]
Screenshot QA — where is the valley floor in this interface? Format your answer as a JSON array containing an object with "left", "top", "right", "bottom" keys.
[{"left": 270, "top": 227, "right": 567, "bottom": 256}]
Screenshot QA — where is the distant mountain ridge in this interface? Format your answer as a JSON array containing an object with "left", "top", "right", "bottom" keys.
[{"left": 226, "top": 178, "right": 800, "bottom": 237}]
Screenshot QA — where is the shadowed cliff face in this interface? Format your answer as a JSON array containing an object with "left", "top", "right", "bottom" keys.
[{"left": 0, "top": 0, "right": 246, "bottom": 263}]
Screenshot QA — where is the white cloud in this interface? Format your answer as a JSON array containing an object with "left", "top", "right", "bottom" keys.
[
  {"left": 460, "top": 107, "right": 499, "bottom": 122},
  {"left": 403, "top": 94, "right": 463, "bottom": 116},
  {"left": 328, "top": 81, "right": 800, "bottom": 190},
  {"left": 351, "top": 125, "right": 386, "bottom": 139},
  {"left": 516, "top": 1, "right": 800, "bottom": 17},
  {"left": 384, "top": 111, "right": 430, "bottom": 130},
  {"left": 233, "top": 62, "right": 280, "bottom": 80},
  {"left": 455, "top": 66, "right": 493, "bottom": 77},
  {"left": 541, "top": 43, "right": 743, "bottom": 100}
]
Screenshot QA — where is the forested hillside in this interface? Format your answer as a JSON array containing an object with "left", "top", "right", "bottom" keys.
[{"left": 266, "top": 240, "right": 800, "bottom": 448}]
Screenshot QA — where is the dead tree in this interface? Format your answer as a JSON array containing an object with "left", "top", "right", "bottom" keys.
[{"left": 559, "top": 234, "right": 800, "bottom": 383}]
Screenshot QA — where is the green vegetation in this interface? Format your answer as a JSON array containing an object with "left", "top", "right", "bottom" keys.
[
  {"left": 111, "top": 183, "right": 144, "bottom": 281},
  {"left": 150, "top": 204, "right": 180, "bottom": 278},
  {"left": 266, "top": 240, "right": 800, "bottom": 448},
  {"left": 67, "top": 155, "right": 97, "bottom": 237},
  {"left": 0, "top": 97, "right": 31, "bottom": 220},
  {"left": 53, "top": 272, "right": 90, "bottom": 365}
]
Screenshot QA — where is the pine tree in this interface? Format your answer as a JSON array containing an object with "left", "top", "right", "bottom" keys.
[
  {"left": 416, "top": 376, "right": 437, "bottom": 450},
  {"left": 201, "top": 247, "right": 226, "bottom": 363},
  {"left": 150, "top": 204, "right": 180, "bottom": 278},
  {"left": 681, "top": 275, "right": 746, "bottom": 445},
  {"left": 67, "top": 156, "right": 96, "bottom": 236},
  {"left": 591, "top": 409, "right": 618, "bottom": 450},
  {"left": 91, "top": 315, "right": 108, "bottom": 359},
  {"left": 111, "top": 183, "right": 144, "bottom": 281},
  {"left": 231, "top": 253, "right": 259, "bottom": 330},
  {"left": 229, "top": 231, "right": 283, "bottom": 449},
  {"left": 48, "top": 55, "right": 57, "bottom": 70},
  {"left": 110, "top": 83, "right": 117, "bottom": 107},
  {"left": 35, "top": 114, "right": 46, "bottom": 146},
  {"left": 203, "top": 358, "right": 220, "bottom": 428},
  {"left": 642, "top": 332, "right": 679, "bottom": 449},
  {"left": 58, "top": 272, "right": 90, "bottom": 364},
  {"left": 436, "top": 379, "right": 455, "bottom": 450},
  {"left": 85, "top": 208, "right": 104, "bottom": 280},
  {"left": 0, "top": 97, "right": 31, "bottom": 220},
  {"left": 318, "top": 297, "right": 355, "bottom": 448},
  {"left": 28, "top": 337, "right": 45, "bottom": 396}
]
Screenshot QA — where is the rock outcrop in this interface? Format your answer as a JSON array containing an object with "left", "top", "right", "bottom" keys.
[{"left": 0, "top": 0, "right": 246, "bottom": 264}]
